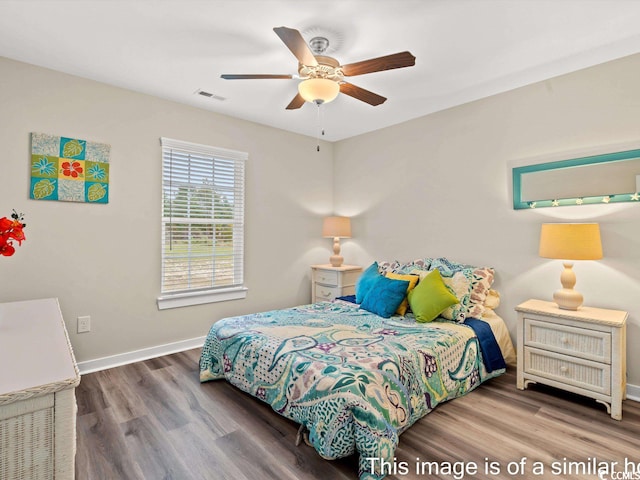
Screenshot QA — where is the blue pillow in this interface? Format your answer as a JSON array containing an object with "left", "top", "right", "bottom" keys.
[
  {"left": 360, "top": 275, "right": 410, "bottom": 318},
  {"left": 355, "top": 262, "right": 381, "bottom": 303}
]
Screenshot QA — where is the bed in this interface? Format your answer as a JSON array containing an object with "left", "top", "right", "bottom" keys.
[{"left": 199, "top": 257, "right": 515, "bottom": 480}]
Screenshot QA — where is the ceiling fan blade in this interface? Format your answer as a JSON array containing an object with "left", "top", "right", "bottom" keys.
[
  {"left": 285, "top": 93, "right": 305, "bottom": 110},
  {"left": 221, "top": 74, "right": 293, "bottom": 80},
  {"left": 273, "top": 26, "right": 318, "bottom": 67},
  {"left": 341, "top": 51, "right": 416, "bottom": 77},
  {"left": 339, "top": 82, "right": 387, "bottom": 106}
]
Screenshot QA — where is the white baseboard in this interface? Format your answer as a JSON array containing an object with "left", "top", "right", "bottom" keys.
[
  {"left": 77, "top": 336, "right": 206, "bottom": 375},
  {"left": 627, "top": 383, "right": 640, "bottom": 402}
]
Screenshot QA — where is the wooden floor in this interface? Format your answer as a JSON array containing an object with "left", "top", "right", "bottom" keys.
[{"left": 76, "top": 349, "right": 640, "bottom": 480}]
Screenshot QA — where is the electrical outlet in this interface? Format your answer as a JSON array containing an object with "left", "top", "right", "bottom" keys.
[{"left": 77, "top": 315, "right": 91, "bottom": 333}]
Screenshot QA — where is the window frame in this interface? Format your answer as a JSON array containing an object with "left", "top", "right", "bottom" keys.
[{"left": 157, "top": 137, "right": 247, "bottom": 310}]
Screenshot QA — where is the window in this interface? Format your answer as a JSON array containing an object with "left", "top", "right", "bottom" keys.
[{"left": 157, "top": 137, "right": 247, "bottom": 310}]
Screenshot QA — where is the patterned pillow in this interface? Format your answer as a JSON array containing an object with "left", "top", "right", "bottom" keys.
[
  {"left": 394, "top": 257, "right": 434, "bottom": 275},
  {"left": 428, "top": 257, "right": 495, "bottom": 322},
  {"left": 376, "top": 260, "right": 401, "bottom": 276},
  {"left": 438, "top": 270, "right": 476, "bottom": 321},
  {"left": 377, "top": 258, "right": 434, "bottom": 275},
  {"left": 429, "top": 257, "right": 468, "bottom": 271}
]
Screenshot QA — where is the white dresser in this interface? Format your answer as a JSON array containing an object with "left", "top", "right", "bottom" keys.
[
  {"left": 516, "top": 299, "right": 627, "bottom": 420},
  {"left": 311, "top": 264, "right": 362, "bottom": 303},
  {"left": 0, "top": 298, "right": 80, "bottom": 479}
]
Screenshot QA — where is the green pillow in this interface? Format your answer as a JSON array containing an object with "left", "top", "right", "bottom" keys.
[{"left": 408, "top": 269, "right": 459, "bottom": 323}]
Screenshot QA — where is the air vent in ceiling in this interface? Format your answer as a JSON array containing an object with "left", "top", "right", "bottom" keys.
[{"left": 194, "top": 89, "right": 226, "bottom": 101}]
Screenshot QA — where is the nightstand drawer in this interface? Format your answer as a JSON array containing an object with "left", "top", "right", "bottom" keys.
[
  {"left": 524, "top": 318, "right": 611, "bottom": 363},
  {"left": 314, "top": 285, "right": 342, "bottom": 301},
  {"left": 315, "top": 270, "right": 339, "bottom": 286},
  {"left": 524, "top": 347, "right": 610, "bottom": 395},
  {"left": 311, "top": 265, "right": 362, "bottom": 303}
]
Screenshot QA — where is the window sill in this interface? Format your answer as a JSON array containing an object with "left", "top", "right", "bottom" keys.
[{"left": 157, "top": 287, "right": 248, "bottom": 310}]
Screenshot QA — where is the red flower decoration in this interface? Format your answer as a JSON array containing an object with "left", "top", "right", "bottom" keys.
[
  {"left": 61, "top": 161, "right": 83, "bottom": 178},
  {"left": 0, "top": 217, "right": 12, "bottom": 232},
  {"left": 0, "top": 238, "right": 15, "bottom": 257},
  {"left": 0, "top": 210, "right": 26, "bottom": 257}
]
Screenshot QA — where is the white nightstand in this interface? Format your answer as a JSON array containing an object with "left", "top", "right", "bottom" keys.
[
  {"left": 311, "top": 264, "right": 362, "bottom": 303},
  {"left": 516, "top": 299, "right": 627, "bottom": 420}
]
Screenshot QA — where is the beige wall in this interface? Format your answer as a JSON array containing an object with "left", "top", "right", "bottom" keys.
[
  {"left": 0, "top": 57, "right": 333, "bottom": 363},
  {"left": 334, "top": 53, "right": 640, "bottom": 386},
  {"left": 3, "top": 53, "right": 640, "bottom": 389}
]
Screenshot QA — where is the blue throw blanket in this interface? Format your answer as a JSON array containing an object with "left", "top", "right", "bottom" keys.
[{"left": 463, "top": 318, "right": 506, "bottom": 372}]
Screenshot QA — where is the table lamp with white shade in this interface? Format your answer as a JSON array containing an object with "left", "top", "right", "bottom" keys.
[
  {"left": 539, "top": 223, "right": 603, "bottom": 310},
  {"left": 322, "top": 216, "right": 351, "bottom": 267}
]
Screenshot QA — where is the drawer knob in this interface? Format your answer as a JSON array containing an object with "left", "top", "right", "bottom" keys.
[
  {"left": 561, "top": 337, "right": 569, "bottom": 344},
  {"left": 560, "top": 366, "right": 569, "bottom": 373}
]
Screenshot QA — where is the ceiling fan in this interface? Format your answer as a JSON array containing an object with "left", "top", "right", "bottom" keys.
[{"left": 221, "top": 26, "right": 416, "bottom": 109}]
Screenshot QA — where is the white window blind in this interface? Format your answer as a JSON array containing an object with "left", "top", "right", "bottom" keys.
[{"left": 160, "top": 137, "right": 246, "bottom": 303}]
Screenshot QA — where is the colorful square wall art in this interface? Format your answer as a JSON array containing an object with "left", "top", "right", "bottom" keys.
[{"left": 30, "top": 132, "right": 110, "bottom": 203}]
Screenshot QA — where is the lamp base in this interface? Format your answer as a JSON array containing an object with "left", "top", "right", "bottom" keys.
[
  {"left": 553, "top": 288, "right": 583, "bottom": 310},
  {"left": 329, "top": 254, "right": 344, "bottom": 267},
  {"left": 329, "top": 236, "right": 344, "bottom": 267}
]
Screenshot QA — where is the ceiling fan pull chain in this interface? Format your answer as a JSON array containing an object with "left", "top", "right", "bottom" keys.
[
  {"left": 316, "top": 103, "right": 321, "bottom": 152},
  {"left": 315, "top": 102, "right": 327, "bottom": 152}
]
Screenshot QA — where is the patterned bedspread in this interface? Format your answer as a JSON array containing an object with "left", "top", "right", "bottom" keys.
[{"left": 199, "top": 301, "right": 505, "bottom": 479}]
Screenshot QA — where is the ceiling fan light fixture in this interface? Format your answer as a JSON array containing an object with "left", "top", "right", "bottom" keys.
[{"left": 298, "top": 78, "right": 340, "bottom": 105}]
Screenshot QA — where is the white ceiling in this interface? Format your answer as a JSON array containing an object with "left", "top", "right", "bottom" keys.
[{"left": 2, "top": 0, "right": 640, "bottom": 142}]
